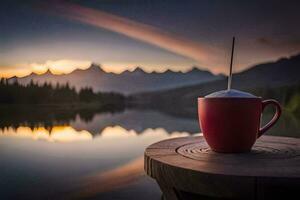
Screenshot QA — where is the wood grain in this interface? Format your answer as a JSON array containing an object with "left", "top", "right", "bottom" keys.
[{"left": 144, "top": 135, "right": 300, "bottom": 200}]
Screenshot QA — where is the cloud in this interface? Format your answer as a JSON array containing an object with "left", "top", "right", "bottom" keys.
[
  {"left": 43, "top": 1, "right": 223, "bottom": 73},
  {"left": 257, "top": 37, "right": 273, "bottom": 46},
  {"left": 257, "top": 37, "right": 300, "bottom": 51}
]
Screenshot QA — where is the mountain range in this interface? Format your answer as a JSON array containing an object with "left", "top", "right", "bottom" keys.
[
  {"left": 132, "top": 53, "right": 300, "bottom": 117},
  {"left": 8, "top": 64, "right": 223, "bottom": 94},
  {"left": 8, "top": 53, "right": 300, "bottom": 98}
]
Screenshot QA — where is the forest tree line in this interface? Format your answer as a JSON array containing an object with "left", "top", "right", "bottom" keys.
[{"left": 0, "top": 79, "right": 125, "bottom": 107}]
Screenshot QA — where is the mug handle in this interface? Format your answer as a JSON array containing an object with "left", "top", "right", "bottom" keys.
[{"left": 258, "top": 99, "right": 282, "bottom": 138}]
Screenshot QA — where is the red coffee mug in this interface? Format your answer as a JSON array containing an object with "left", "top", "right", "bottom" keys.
[{"left": 198, "top": 97, "right": 281, "bottom": 153}]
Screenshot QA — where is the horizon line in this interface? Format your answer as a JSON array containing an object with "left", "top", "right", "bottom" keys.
[
  {"left": 2, "top": 52, "right": 297, "bottom": 79},
  {"left": 3, "top": 64, "right": 221, "bottom": 79}
]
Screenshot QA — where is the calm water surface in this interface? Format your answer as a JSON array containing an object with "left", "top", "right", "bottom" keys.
[{"left": 0, "top": 108, "right": 299, "bottom": 199}]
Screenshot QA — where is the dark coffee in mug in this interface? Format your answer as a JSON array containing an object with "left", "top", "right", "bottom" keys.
[{"left": 198, "top": 89, "right": 281, "bottom": 153}]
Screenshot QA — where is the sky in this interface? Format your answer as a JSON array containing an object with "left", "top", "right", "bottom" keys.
[{"left": 1, "top": 0, "right": 300, "bottom": 77}]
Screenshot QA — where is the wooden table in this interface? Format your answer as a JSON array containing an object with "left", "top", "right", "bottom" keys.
[{"left": 144, "top": 135, "right": 300, "bottom": 200}]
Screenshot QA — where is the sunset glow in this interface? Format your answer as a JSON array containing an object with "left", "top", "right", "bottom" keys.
[
  {"left": 1, "top": 1, "right": 299, "bottom": 77},
  {"left": 30, "top": 60, "right": 92, "bottom": 75},
  {"left": 0, "top": 126, "right": 93, "bottom": 142},
  {"left": 0, "top": 60, "right": 92, "bottom": 78},
  {"left": 50, "top": 2, "right": 216, "bottom": 69},
  {"left": 1, "top": 1, "right": 299, "bottom": 199},
  {"left": 0, "top": 125, "right": 189, "bottom": 143}
]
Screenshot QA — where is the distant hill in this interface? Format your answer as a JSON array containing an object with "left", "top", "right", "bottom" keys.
[
  {"left": 8, "top": 64, "right": 223, "bottom": 94},
  {"left": 132, "top": 54, "right": 300, "bottom": 117}
]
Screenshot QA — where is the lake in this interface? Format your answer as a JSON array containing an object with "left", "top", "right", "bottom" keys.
[{"left": 0, "top": 107, "right": 299, "bottom": 199}]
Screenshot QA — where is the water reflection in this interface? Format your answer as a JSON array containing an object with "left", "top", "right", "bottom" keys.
[
  {"left": 0, "top": 120, "right": 189, "bottom": 199},
  {"left": 74, "top": 157, "right": 144, "bottom": 199},
  {"left": 0, "top": 126, "right": 93, "bottom": 142},
  {"left": 0, "top": 124, "right": 190, "bottom": 143},
  {"left": 0, "top": 107, "right": 298, "bottom": 140},
  {"left": 0, "top": 107, "right": 299, "bottom": 199},
  {"left": 0, "top": 108, "right": 200, "bottom": 138},
  {"left": 0, "top": 105, "right": 124, "bottom": 132}
]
